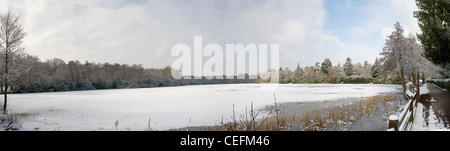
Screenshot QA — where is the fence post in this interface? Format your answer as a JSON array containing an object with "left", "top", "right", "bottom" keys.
[
  {"left": 416, "top": 73, "right": 420, "bottom": 102},
  {"left": 389, "top": 115, "right": 399, "bottom": 131},
  {"left": 411, "top": 99, "right": 414, "bottom": 112}
]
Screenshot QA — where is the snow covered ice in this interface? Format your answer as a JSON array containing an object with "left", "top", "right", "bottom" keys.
[{"left": 7, "top": 84, "right": 401, "bottom": 131}]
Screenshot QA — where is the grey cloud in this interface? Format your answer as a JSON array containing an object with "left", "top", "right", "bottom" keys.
[{"left": 0, "top": 0, "right": 419, "bottom": 70}]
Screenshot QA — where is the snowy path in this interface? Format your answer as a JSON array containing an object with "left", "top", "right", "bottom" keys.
[
  {"left": 426, "top": 84, "right": 450, "bottom": 127},
  {"left": 411, "top": 84, "right": 448, "bottom": 131},
  {"left": 411, "top": 102, "right": 447, "bottom": 131}
]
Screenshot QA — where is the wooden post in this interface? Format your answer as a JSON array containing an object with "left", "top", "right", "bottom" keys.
[
  {"left": 416, "top": 72, "right": 420, "bottom": 102},
  {"left": 389, "top": 115, "right": 399, "bottom": 131},
  {"left": 422, "top": 72, "right": 425, "bottom": 85},
  {"left": 409, "top": 100, "right": 413, "bottom": 112}
]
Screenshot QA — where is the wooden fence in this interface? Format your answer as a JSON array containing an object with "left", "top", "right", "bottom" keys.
[{"left": 388, "top": 81, "right": 420, "bottom": 131}]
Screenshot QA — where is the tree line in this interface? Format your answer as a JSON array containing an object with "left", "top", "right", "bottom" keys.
[
  {"left": 0, "top": 8, "right": 253, "bottom": 103},
  {"left": 1, "top": 0, "right": 447, "bottom": 111},
  {"left": 257, "top": 22, "right": 442, "bottom": 86},
  {"left": 10, "top": 58, "right": 255, "bottom": 93}
]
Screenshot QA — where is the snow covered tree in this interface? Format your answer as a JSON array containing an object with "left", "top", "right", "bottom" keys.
[
  {"left": 380, "top": 22, "right": 408, "bottom": 92},
  {"left": 0, "top": 8, "right": 30, "bottom": 110},
  {"left": 283, "top": 67, "right": 292, "bottom": 83},
  {"left": 371, "top": 58, "right": 381, "bottom": 78},
  {"left": 343, "top": 57, "right": 354, "bottom": 77},
  {"left": 321, "top": 58, "right": 332, "bottom": 75},
  {"left": 379, "top": 22, "right": 426, "bottom": 93},
  {"left": 46, "top": 58, "right": 66, "bottom": 78},
  {"left": 291, "top": 63, "right": 303, "bottom": 83},
  {"left": 301, "top": 66, "right": 314, "bottom": 82}
]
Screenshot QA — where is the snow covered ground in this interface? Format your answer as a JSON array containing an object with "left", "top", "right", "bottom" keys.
[
  {"left": 411, "top": 100, "right": 447, "bottom": 131},
  {"left": 4, "top": 84, "right": 401, "bottom": 131}
]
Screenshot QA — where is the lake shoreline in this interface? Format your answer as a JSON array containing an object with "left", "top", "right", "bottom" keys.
[{"left": 173, "top": 91, "right": 405, "bottom": 131}]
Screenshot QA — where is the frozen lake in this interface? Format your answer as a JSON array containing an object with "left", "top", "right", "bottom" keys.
[{"left": 8, "top": 84, "right": 401, "bottom": 131}]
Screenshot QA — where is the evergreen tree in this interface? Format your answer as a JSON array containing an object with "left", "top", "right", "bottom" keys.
[
  {"left": 321, "top": 58, "right": 332, "bottom": 75},
  {"left": 343, "top": 57, "right": 354, "bottom": 77},
  {"left": 371, "top": 58, "right": 381, "bottom": 78},
  {"left": 414, "top": 0, "right": 450, "bottom": 67},
  {"left": 292, "top": 63, "right": 302, "bottom": 83}
]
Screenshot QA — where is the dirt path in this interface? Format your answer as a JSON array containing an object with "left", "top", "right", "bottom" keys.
[{"left": 426, "top": 83, "right": 450, "bottom": 127}]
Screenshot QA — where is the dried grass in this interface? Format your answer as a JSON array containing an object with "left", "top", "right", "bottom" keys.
[
  {"left": 176, "top": 93, "right": 400, "bottom": 131},
  {"left": 230, "top": 94, "right": 398, "bottom": 131}
]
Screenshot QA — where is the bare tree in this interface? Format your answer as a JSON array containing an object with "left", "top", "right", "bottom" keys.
[
  {"left": 46, "top": 58, "right": 66, "bottom": 77},
  {"left": 0, "top": 8, "right": 29, "bottom": 111}
]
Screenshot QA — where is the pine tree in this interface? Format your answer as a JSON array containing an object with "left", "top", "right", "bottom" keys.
[
  {"left": 371, "top": 58, "right": 381, "bottom": 78},
  {"left": 414, "top": 0, "right": 450, "bottom": 67},
  {"left": 321, "top": 58, "right": 332, "bottom": 75},
  {"left": 343, "top": 57, "right": 354, "bottom": 77},
  {"left": 292, "top": 63, "right": 302, "bottom": 83},
  {"left": 380, "top": 22, "right": 415, "bottom": 93}
]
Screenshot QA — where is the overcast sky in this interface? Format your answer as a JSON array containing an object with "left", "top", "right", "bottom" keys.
[{"left": 0, "top": 0, "right": 420, "bottom": 69}]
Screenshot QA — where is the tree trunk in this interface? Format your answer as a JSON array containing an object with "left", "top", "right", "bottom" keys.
[
  {"left": 3, "top": 41, "right": 8, "bottom": 110},
  {"left": 400, "top": 67, "right": 406, "bottom": 94},
  {"left": 3, "top": 81, "right": 7, "bottom": 110},
  {"left": 3, "top": 51, "right": 7, "bottom": 111},
  {"left": 422, "top": 72, "right": 426, "bottom": 85},
  {"left": 416, "top": 72, "right": 420, "bottom": 102}
]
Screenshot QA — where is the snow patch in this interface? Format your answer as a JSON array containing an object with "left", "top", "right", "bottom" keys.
[
  {"left": 7, "top": 123, "right": 20, "bottom": 131},
  {"left": 420, "top": 84, "right": 429, "bottom": 95},
  {"left": 389, "top": 115, "right": 399, "bottom": 121}
]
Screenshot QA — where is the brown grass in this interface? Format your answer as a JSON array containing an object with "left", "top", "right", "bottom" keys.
[
  {"left": 221, "top": 93, "right": 398, "bottom": 131},
  {"left": 173, "top": 93, "right": 400, "bottom": 131}
]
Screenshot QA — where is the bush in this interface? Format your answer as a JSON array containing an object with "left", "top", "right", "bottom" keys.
[
  {"left": 427, "top": 79, "right": 450, "bottom": 90},
  {"left": 328, "top": 76, "right": 343, "bottom": 84},
  {"left": 342, "top": 76, "right": 372, "bottom": 84}
]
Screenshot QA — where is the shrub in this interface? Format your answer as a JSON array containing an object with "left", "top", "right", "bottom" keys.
[
  {"left": 328, "top": 76, "right": 343, "bottom": 84},
  {"left": 427, "top": 79, "right": 450, "bottom": 90},
  {"left": 342, "top": 76, "right": 372, "bottom": 84}
]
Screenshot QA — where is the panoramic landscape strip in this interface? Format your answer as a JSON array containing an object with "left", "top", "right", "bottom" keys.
[{"left": 0, "top": 0, "right": 448, "bottom": 134}]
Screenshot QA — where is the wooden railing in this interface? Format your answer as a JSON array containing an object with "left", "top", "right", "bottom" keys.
[
  {"left": 388, "top": 82, "right": 419, "bottom": 131},
  {"left": 388, "top": 93, "right": 417, "bottom": 131}
]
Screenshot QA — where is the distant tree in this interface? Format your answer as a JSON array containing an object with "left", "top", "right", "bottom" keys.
[
  {"left": 68, "top": 61, "right": 81, "bottom": 83},
  {"left": 291, "top": 63, "right": 302, "bottom": 83},
  {"left": 414, "top": 0, "right": 450, "bottom": 67},
  {"left": 371, "top": 58, "right": 381, "bottom": 78},
  {"left": 354, "top": 63, "right": 363, "bottom": 76},
  {"left": 0, "top": 8, "right": 30, "bottom": 110},
  {"left": 46, "top": 58, "right": 66, "bottom": 77},
  {"left": 343, "top": 57, "right": 354, "bottom": 76},
  {"left": 363, "top": 61, "right": 369, "bottom": 69},
  {"left": 362, "top": 60, "right": 372, "bottom": 77},
  {"left": 283, "top": 67, "right": 292, "bottom": 83},
  {"left": 321, "top": 58, "right": 332, "bottom": 75},
  {"left": 313, "top": 62, "right": 320, "bottom": 78},
  {"left": 301, "top": 66, "right": 314, "bottom": 82},
  {"left": 278, "top": 67, "right": 286, "bottom": 83},
  {"left": 335, "top": 62, "right": 344, "bottom": 77}
]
